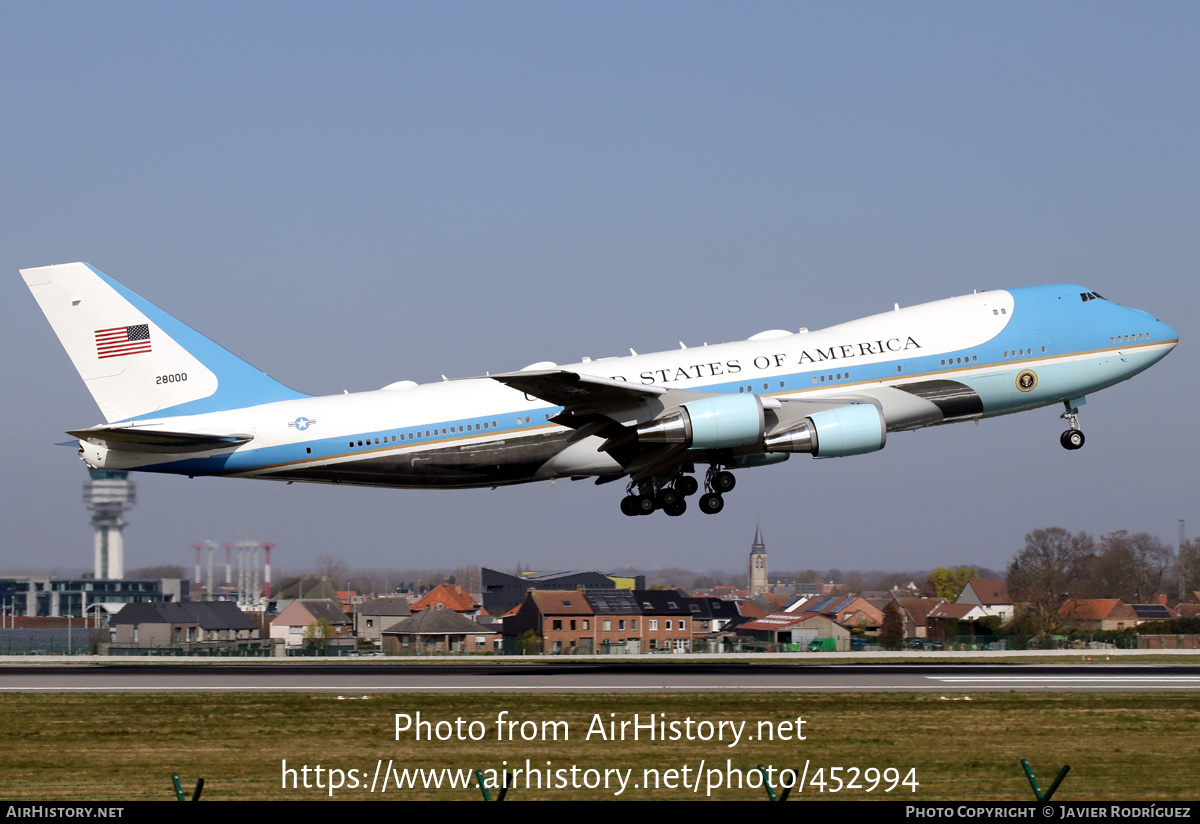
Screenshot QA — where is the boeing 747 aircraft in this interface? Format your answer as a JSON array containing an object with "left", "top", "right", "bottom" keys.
[{"left": 22, "top": 263, "right": 1177, "bottom": 517}]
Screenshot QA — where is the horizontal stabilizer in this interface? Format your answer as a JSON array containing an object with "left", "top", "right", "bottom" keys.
[{"left": 68, "top": 426, "right": 252, "bottom": 453}]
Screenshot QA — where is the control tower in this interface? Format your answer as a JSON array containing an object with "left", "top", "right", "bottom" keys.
[{"left": 83, "top": 469, "right": 136, "bottom": 579}]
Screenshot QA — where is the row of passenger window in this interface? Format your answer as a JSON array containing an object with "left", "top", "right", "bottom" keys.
[
  {"left": 346, "top": 414, "right": 558, "bottom": 448},
  {"left": 1003, "top": 347, "right": 1047, "bottom": 358},
  {"left": 1113, "top": 333, "right": 1151, "bottom": 344},
  {"left": 739, "top": 382, "right": 789, "bottom": 393},
  {"left": 348, "top": 420, "right": 501, "bottom": 448}
]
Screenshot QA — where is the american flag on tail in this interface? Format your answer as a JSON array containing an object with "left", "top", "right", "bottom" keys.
[{"left": 94, "top": 324, "right": 152, "bottom": 359}]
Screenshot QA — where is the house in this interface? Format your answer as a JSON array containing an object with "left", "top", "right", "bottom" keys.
[
  {"left": 786, "top": 595, "right": 885, "bottom": 635},
  {"left": 895, "top": 597, "right": 947, "bottom": 639},
  {"left": 382, "top": 607, "right": 500, "bottom": 655},
  {"left": 481, "top": 568, "right": 641, "bottom": 617},
  {"left": 353, "top": 598, "right": 412, "bottom": 645},
  {"left": 956, "top": 580, "right": 1014, "bottom": 621},
  {"left": 506, "top": 590, "right": 601, "bottom": 655},
  {"left": 1056, "top": 599, "right": 1137, "bottom": 631},
  {"left": 1175, "top": 603, "right": 1200, "bottom": 619},
  {"left": 502, "top": 588, "right": 701, "bottom": 655},
  {"left": 270, "top": 599, "right": 353, "bottom": 650},
  {"left": 632, "top": 590, "right": 694, "bottom": 653},
  {"left": 926, "top": 602, "right": 991, "bottom": 643},
  {"left": 109, "top": 601, "right": 265, "bottom": 652},
  {"left": 184, "top": 601, "right": 260, "bottom": 642},
  {"left": 686, "top": 596, "right": 743, "bottom": 634},
  {"left": 1127, "top": 604, "right": 1178, "bottom": 624},
  {"left": 411, "top": 583, "right": 482, "bottom": 619},
  {"left": 110, "top": 603, "right": 199, "bottom": 646},
  {"left": 737, "top": 612, "right": 850, "bottom": 650}
]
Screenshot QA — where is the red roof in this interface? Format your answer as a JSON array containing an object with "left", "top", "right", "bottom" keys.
[
  {"left": 411, "top": 583, "right": 480, "bottom": 613},
  {"left": 1057, "top": 599, "right": 1135, "bottom": 622}
]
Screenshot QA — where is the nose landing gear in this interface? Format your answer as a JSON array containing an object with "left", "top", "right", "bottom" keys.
[{"left": 1060, "top": 401, "right": 1085, "bottom": 451}]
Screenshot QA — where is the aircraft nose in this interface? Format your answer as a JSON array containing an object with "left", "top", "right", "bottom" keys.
[{"left": 1156, "top": 318, "right": 1179, "bottom": 347}]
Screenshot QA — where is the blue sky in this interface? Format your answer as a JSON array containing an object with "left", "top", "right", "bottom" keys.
[{"left": 2, "top": 3, "right": 1196, "bottom": 580}]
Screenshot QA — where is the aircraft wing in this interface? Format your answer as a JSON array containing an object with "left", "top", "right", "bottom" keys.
[
  {"left": 489, "top": 370, "right": 665, "bottom": 411},
  {"left": 68, "top": 425, "right": 253, "bottom": 453}
]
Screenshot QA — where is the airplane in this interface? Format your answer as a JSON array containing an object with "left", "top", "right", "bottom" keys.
[{"left": 22, "top": 262, "right": 1178, "bottom": 517}]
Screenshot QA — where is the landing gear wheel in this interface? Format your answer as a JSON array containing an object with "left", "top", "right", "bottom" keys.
[
  {"left": 677, "top": 476, "right": 699, "bottom": 497},
  {"left": 635, "top": 494, "right": 657, "bottom": 515},
  {"left": 699, "top": 492, "right": 724, "bottom": 514},
  {"left": 713, "top": 471, "right": 736, "bottom": 493},
  {"left": 663, "top": 499, "right": 687, "bottom": 517},
  {"left": 620, "top": 496, "right": 640, "bottom": 516},
  {"left": 657, "top": 488, "right": 681, "bottom": 509},
  {"left": 1060, "top": 429, "right": 1085, "bottom": 450}
]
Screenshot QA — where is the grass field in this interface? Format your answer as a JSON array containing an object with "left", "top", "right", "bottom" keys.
[{"left": 1, "top": 691, "right": 1197, "bottom": 801}]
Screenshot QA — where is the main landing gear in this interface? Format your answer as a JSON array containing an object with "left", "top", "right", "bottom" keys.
[
  {"left": 1059, "top": 401, "right": 1085, "bottom": 451},
  {"left": 619, "top": 466, "right": 735, "bottom": 517},
  {"left": 698, "top": 465, "right": 735, "bottom": 515}
]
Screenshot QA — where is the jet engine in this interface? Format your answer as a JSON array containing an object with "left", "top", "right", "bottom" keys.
[
  {"left": 763, "top": 403, "right": 886, "bottom": 458},
  {"left": 636, "top": 394, "right": 765, "bottom": 450}
]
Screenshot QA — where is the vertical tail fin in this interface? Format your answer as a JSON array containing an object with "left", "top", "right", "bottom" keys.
[{"left": 21, "top": 262, "right": 308, "bottom": 422}]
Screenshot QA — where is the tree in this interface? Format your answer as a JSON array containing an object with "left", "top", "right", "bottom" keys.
[
  {"left": 1176, "top": 540, "right": 1200, "bottom": 598},
  {"left": 126, "top": 564, "right": 187, "bottom": 579},
  {"left": 834, "top": 573, "right": 867, "bottom": 596},
  {"left": 880, "top": 602, "right": 905, "bottom": 650},
  {"left": 315, "top": 555, "right": 349, "bottom": 587},
  {"left": 302, "top": 618, "right": 335, "bottom": 653},
  {"left": 924, "top": 566, "right": 979, "bottom": 601},
  {"left": 1123, "top": 532, "right": 1173, "bottom": 602},
  {"left": 1083, "top": 531, "right": 1174, "bottom": 602},
  {"left": 1005, "top": 528, "right": 1094, "bottom": 636},
  {"left": 515, "top": 630, "right": 543, "bottom": 655}
]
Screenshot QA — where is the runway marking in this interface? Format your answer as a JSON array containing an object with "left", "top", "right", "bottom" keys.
[
  {"left": 4, "top": 682, "right": 1200, "bottom": 693},
  {"left": 928, "top": 676, "right": 1200, "bottom": 683}
]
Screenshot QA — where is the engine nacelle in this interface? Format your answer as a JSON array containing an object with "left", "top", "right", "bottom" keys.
[
  {"left": 636, "top": 394, "right": 765, "bottom": 450},
  {"left": 763, "top": 403, "right": 886, "bottom": 458}
]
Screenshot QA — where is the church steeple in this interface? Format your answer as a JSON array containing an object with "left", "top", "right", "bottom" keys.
[{"left": 748, "top": 523, "right": 768, "bottom": 597}]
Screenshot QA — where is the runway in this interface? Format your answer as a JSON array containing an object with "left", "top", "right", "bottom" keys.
[{"left": 2, "top": 662, "right": 1199, "bottom": 693}]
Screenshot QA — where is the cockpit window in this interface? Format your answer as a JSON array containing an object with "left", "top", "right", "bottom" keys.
[{"left": 1079, "top": 291, "right": 1107, "bottom": 302}]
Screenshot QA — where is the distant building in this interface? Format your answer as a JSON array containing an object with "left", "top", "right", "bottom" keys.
[
  {"left": 503, "top": 589, "right": 699, "bottom": 655},
  {"left": 353, "top": 598, "right": 412, "bottom": 645},
  {"left": 0, "top": 576, "right": 188, "bottom": 618},
  {"left": 481, "top": 568, "right": 644, "bottom": 617},
  {"left": 748, "top": 526, "right": 768, "bottom": 597},
  {"left": 1056, "top": 599, "right": 1137, "bottom": 631},
  {"left": 738, "top": 613, "right": 850, "bottom": 650},
  {"left": 783, "top": 594, "right": 885, "bottom": 635},
  {"left": 382, "top": 607, "right": 501, "bottom": 655},
  {"left": 270, "top": 599, "right": 353, "bottom": 650},
  {"left": 956, "top": 579, "right": 1014, "bottom": 621},
  {"left": 894, "top": 597, "right": 948, "bottom": 639},
  {"left": 109, "top": 601, "right": 263, "bottom": 652},
  {"left": 411, "top": 583, "right": 482, "bottom": 619},
  {"left": 1127, "top": 603, "right": 1177, "bottom": 624}
]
